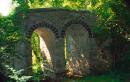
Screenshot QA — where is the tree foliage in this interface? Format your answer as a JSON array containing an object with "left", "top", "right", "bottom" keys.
[
  {"left": 0, "top": 14, "right": 22, "bottom": 76},
  {"left": 12, "top": 0, "right": 130, "bottom": 35},
  {"left": 31, "top": 32, "right": 42, "bottom": 73}
]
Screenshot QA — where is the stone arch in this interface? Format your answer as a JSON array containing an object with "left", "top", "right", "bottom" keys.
[
  {"left": 26, "top": 22, "right": 59, "bottom": 38},
  {"left": 62, "top": 20, "right": 93, "bottom": 76},
  {"left": 61, "top": 20, "right": 93, "bottom": 38},
  {"left": 31, "top": 27, "right": 56, "bottom": 74},
  {"left": 23, "top": 22, "right": 59, "bottom": 76},
  {"left": 15, "top": 9, "right": 98, "bottom": 78}
]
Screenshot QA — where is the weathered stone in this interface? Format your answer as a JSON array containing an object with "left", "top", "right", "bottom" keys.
[{"left": 14, "top": 8, "right": 112, "bottom": 78}]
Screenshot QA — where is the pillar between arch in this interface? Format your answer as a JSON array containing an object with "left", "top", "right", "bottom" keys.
[{"left": 54, "top": 38, "right": 66, "bottom": 74}]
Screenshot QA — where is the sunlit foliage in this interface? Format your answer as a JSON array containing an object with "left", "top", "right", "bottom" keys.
[{"left": 31, "top": 32, "right": 42, "bottom": 73}]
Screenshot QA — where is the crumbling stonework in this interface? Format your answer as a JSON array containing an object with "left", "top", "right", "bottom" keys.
[{"left": 15, "top": 8, "right": 112, "bottom": 77}]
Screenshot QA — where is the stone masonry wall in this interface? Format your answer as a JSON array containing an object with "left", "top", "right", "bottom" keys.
[{"left": 15, "top": 8, "right": 112, "bottom": 77}]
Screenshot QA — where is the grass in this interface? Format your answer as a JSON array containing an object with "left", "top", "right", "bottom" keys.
[{"left": 62, "top": 71, "right": 129, "bottom": 82}]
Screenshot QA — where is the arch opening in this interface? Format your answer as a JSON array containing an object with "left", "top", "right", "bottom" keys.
[
  {"left": 31, "top": 27, "right": 55, "bottom": 76},
  {"left": 64, "top": 24, "right": 90, "bottom": 77}
]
